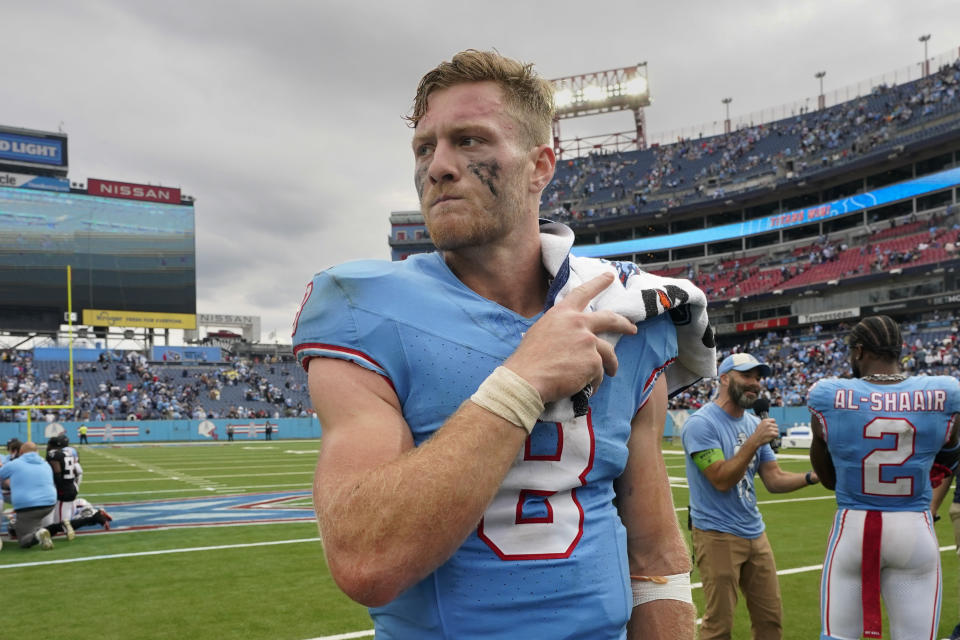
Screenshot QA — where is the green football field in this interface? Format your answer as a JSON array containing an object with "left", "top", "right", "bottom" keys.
[{"left": 2, "top": 440, "right": 957, "bottom": 640}]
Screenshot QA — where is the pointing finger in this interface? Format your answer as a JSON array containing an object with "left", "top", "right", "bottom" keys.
[{"left": 558, "top": 272, "right": 615, "bottom": 311}]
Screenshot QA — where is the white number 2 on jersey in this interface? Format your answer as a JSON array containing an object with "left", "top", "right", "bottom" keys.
[
  {"left": 862, "top": 417, "right": 916, "bottom": 497},
  {"left": 477, "top": 414, "right": 593, "bottom": 560}
]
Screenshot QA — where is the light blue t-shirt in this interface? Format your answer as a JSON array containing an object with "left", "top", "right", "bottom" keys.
[
  {"left": 682, "top": 402, "right": 775, "bottom": 538},
  {"left": 0, "top": 452, "right": 57, "bottom": 510},
  {"left": 293, "top": 251, "right": 679, "bottom": 640}
]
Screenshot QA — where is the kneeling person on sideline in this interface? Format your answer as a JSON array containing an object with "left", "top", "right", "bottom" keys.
[
  {"left": 0, "top": 441, "right": 58, "bottom": 550},
  {"left": 682, "top": 353, "right": 819, "bottom": 640}
]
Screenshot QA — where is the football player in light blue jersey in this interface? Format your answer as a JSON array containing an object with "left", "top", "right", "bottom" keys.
[
  {"left": 808, "top": 315, "right": 960, "bottom": 640},
  {"left": 292, "top": 50, "right": 700, "bottom": 639}
]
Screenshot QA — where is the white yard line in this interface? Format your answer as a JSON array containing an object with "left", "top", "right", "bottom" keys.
[
  {"left": 81, "top": 471, "right": 312, "bottom": 484},
  {"left": 670, "top": 494, "right": 836, "bottom": 511},
  {"left": 84, "top": 447, "right": 226, "bottom": 492},
  {"left": 84, "top": 482, "right": 311, "bottom": 499},
  {"left": 202, "top": 471, "right": 313, "bottom": 479},
  {"left": 0, "top": 537, "right": 321, "bottom": 569}
]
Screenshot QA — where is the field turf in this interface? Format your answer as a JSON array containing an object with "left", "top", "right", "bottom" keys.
[{"left": 2, "top": 440, "right": 957, "bottom": 639}]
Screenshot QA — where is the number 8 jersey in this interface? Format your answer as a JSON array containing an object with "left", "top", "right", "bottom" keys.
[
  {"left": 807, "top": 375, "right": 960, "bottom": 511},
  {"left": 293, "top": 252, "right": 677, "bottom": 640}
]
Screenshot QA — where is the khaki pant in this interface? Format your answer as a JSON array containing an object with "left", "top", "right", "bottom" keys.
[{"left": 692, "top": 527, "right": 783, "bottom": 640}]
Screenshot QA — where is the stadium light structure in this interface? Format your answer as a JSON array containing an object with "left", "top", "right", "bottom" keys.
[
  {"left": 721, "top": 97, "right": 733, "bottom": 134},
  {"left": 919, "top": 34, "right": 931, "bottom": 76},
  {"left": 815, "top": 71, "right": 826, "bottom": 110},
  {"left": 550, "top": 62, "right": 650, "bottom": 158}
]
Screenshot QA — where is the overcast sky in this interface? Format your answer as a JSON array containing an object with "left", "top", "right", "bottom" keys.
[{"left": 5, "top": 1, "right": 960, "bottom": 344}]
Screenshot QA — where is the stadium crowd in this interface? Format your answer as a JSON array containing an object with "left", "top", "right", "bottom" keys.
[
  {"left": 2, "top": 314, "right": 955, "bottom": 419},
  {"left": 0, "top": 350, "right": 312, "bottom": 423},
  {"left": 669, "top": 315, "right": 960, "bottom": 410},
  {"left": 543, "top": 56, "right": 960, "bottom": 223}
]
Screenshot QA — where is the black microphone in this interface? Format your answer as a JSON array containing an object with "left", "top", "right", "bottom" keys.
[{"left": 752, "top": 396, "right": 780, "bottom": 452}]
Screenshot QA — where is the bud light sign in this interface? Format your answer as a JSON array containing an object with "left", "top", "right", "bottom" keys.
[{"left": 0, "top": 131, "right": 65, "bottom": 166}]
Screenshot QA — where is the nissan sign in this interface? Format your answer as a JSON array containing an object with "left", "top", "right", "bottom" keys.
[{"left": 87, "top": 178, "right": 181, "bottom": 204}]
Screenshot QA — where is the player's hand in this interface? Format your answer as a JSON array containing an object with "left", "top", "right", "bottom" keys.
[
  {"left": 749, "top": 418, "right": 780, "bottom": 447},
  {"left": 504, "top": 272, "right": 637, "bottom": 404}
]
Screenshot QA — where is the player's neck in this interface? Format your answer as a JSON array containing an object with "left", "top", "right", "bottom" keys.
[
  {"left": 443, "top": 232, "right": 548, "bottom": 317},
  {"left": 858, "top": 364, "right": 904, "bottom": 383},
  {"left": 858, "top": 355, "right": 902, "bottom": 381}
]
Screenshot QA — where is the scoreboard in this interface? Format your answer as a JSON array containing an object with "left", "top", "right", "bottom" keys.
[{"left": 0, "top": 186, "right": 196, "bottom": 331}]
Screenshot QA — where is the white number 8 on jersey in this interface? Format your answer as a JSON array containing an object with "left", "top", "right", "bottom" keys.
[{"left": 478, "top": 414, "right": 593, "bottom": 560}]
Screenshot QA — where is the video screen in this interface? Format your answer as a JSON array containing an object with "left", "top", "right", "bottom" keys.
[{"left": 0, "top": 187, "right": 196, "bottom": 331}]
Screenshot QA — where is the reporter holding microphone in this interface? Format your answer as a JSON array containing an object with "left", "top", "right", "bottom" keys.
[{"left": 681, "top": 353, "right": 819, "bottom": 639}]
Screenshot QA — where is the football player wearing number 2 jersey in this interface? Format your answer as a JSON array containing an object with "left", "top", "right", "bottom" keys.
[
  {"left": 808, "top": 315, "right": 960, "bottom": 640},
  {"left": 292, "top": 50, "right": 708, "bottom": 639}
]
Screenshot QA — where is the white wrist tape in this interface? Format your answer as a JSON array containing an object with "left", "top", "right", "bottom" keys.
[
  {"left": 470, "top": 366, "right": 544, "bottom": 435},
  {"left": 631, "top": 573, "right": 693, "bottom": 606}
]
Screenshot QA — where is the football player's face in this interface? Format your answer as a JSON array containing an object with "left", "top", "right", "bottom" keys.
[
  {"left": 412, "top": 81, "right": 532, "bottom": 251},
  {"left": 727, "top": 369, "right": 762, "bottom": 409}
]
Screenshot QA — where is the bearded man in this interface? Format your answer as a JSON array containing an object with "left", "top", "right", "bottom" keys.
[{"left": 682, "top": 353, "right": 820, "bottom": 639}]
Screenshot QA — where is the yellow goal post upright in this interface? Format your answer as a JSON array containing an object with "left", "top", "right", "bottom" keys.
[{"left": 0, "top": 265, "right": 76, "bottom": 443}]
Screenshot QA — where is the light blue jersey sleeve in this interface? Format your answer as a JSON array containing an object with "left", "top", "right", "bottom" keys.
[
  {"left": 292, "top": 261, "right": 411, "bottom": 396},
  {"left": 806, "top": 377, "right": 837, "bottom": 435}
]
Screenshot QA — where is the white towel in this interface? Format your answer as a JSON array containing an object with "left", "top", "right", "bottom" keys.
[{"left": 539, "top": 221, "right": 716, "bottom": 421}]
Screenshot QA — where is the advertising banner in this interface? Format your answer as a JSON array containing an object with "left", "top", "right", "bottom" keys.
[
  {"left": 87, "top": 178, "right": 181, "bottom": 204},
  {"left": 0, "top": 130, "right": 66, "bottom": 167},
  {"left": 735, "top": 317, "right": 789, "bottom": 332},
  {"left": 0, "top": 171, "right": 70, "bottom": 192},
  {"left": 83, "top": 308, "right": 197, "bottom": 329},
  {"left": 151, "top": 346, "right": 222, "bottom": 362},
  {"left": 1, "top": 417, "right": 322, "bottom": 444},
  {"left": 573, "top": 166, "right": 960, "bottom": 258},
  {"left": 930, "top": 292, "right": 960, "bottom": 306},
  {"left": 798, "top": 307, "right": 860, "bottom": 324}
]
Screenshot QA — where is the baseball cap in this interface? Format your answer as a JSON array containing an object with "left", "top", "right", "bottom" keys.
[{"left": 717, "top": 353, "right": 772, "bottom": 377}]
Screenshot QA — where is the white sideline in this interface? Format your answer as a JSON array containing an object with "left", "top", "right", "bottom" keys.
[{"left": 0, "top": 537, "right": 320, "bottom": 569}]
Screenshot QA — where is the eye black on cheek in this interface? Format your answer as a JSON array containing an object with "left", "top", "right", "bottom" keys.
[{"left": 468, "top": 160, "right": 501, "bottom": 197}]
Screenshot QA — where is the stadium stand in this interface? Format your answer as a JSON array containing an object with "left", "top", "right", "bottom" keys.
[
  {"left": 542, "top": 58, "right": 960, "bottom": 224},
  {"left": 0, "top": 351, "right": 312, "bottom": 423},
  {"left": 3, "top": 311, "right": 956, "bottom": 420}
]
